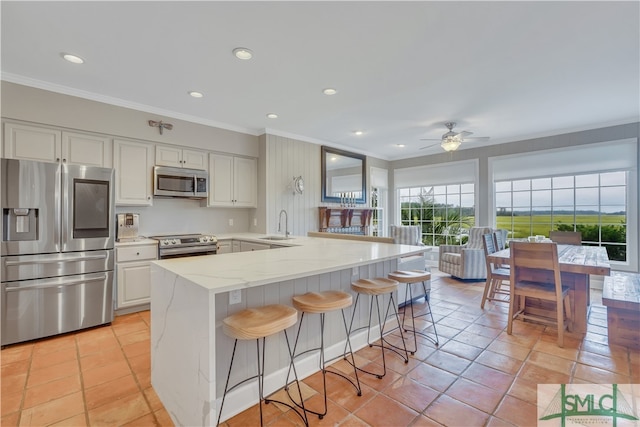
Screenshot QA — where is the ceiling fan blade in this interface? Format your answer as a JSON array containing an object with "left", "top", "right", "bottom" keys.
[
  {"left": 419, "top": 138, "right": 441, "bottom": 141},
  {"left": 419, "top": 142, "right": 440, "bottom": 150},
  {"left": 457, "top": 131, "right": 473, "bottom": 137},
  {"left": 462, "top": 136, "right": 490, "bottom": 142}
]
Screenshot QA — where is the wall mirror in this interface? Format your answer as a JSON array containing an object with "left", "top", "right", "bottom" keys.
[{"left": 321, "top": 146, "right": 366, "bottom": 204}]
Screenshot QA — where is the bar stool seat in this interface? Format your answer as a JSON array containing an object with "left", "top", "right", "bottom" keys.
[
  {"left": 351, "top": 277, "right": 399, "bottom": 295},
  {"left": 388, "top": 270, "right": 439, "bottom": 351},
  {"left": 292, "top": 290, "right": 352, "bottom": 313},
  {"left": 347, "top": 278, "right": 409, "bottom": 379},
  {"left": 287, "top": 290, "right": 361, "bottom": 420},
  {"left": 218, "top": 304, "right": 308, "bottom": 427},
  {"left": 223, "top": 304, "right": 298, "bottom": 339}
]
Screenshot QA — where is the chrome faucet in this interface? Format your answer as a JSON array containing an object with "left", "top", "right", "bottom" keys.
[{"left": 278, "top": 209, "right": 289, "bottom": 237}]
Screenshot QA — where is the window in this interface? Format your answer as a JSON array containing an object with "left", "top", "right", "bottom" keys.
[
  {"left": 398, "top": 183, "right": 475, "bottom": 245},
  {"left": 495, "top": 171, "right": 628, "bottom": 262}
]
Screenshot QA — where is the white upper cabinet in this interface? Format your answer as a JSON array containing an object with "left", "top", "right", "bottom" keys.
[
  {"left": 3, "top": 122, "right": 112, "bottom": 167},
  {"left": 114, "top": 139, "right": 154, "bottom": 206},
  {"left": 208, "top": 153, "right": 257, "bottom": 208},
  {"left": 156, "top": 145, "right": 207, "bottom": 170},
  {"left": 63, "top": 131, "right": 112, "bottom": 167},
  {"left": 233, "top": 156, "right": 258, "bottom": 207}
]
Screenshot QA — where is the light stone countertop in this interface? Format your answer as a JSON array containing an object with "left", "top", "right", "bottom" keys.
[
  {"left": 114, "top": 237, "right": 158, "bottom": 247},
  {"left": 152, "top": 233, "right": 426, "bottom": 294}
]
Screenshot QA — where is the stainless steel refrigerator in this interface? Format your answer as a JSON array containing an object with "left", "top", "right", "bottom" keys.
[{"left": 1, "top": 158, "right": 115, "bottom": 346}]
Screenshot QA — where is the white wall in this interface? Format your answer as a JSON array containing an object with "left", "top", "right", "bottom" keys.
[
  {"left": 115, "top": 199, "right": 250, "bottom": 237},
  {"left": 1, "top": 82, "right": 258, "bottom": 157}
]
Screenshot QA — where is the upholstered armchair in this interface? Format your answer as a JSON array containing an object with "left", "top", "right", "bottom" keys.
[
  {"left": 390, "top": 225, "right": 423, "bottom": 246},
  {"left": 439, "top": 226, "right": 493, "bottom": 280}
]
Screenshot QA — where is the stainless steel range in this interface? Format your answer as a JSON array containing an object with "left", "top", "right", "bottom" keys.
[{"left": 150, "top": 234, "right": 218, "bottom": 259}]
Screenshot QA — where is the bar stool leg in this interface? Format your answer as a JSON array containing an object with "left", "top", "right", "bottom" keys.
[
  {"left": 217, "top": 332, "right": 308, "bottom": 427},
  {"left": 217, "top": 339, "right": 238, "bottom": 427},
  {"left": 346, "top": 292, "right": 409, "bottom": 379},
  {"left": 265, "top": 329, "right": 309, "bottom": 425},
  {"left": 285, "top": 310, "right": 361, "bottom": 419},
  {"left": 401, "top": 281, "right": 439, "bottom": 351}
]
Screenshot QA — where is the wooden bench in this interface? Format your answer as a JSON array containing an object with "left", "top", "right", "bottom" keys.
[{"left": 602, "top": 272, "right": 640, "bottom": 349}]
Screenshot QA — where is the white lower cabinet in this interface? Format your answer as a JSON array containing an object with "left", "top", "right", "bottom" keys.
[
  {"left": 115, "top": 242, "right": 158, "bottom": 311},
  {"left": 239, "top": 241, "right": 270, "bottom": 252},
  {"left": 217, "top": 240, "right": 233, "bottom": 254}
]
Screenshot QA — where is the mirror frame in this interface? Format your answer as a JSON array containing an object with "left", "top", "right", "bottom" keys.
[{"left": 321, "top": 146, "right": 367, "bottom": 204}]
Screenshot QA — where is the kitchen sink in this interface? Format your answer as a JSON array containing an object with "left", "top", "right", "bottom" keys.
[{"left": 260, "top": 236, "right": 292, "bottom": 241}]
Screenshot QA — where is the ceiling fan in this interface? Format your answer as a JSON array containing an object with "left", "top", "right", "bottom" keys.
[{"left": 419, "top": 122, "right": 490, "bottom": 152}]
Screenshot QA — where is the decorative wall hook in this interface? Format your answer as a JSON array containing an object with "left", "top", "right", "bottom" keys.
[{"left": 148, "top": 120, "right": 173, "bottom": 135}]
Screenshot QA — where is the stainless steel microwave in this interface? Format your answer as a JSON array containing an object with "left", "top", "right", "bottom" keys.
[{"left": 153, "top": 166, "right": 208, "bottom": 199}]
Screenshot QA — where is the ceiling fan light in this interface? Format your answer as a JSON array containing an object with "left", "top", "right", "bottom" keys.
[{"left": 441, "top": 136, "right": 461, "bottom": 152}]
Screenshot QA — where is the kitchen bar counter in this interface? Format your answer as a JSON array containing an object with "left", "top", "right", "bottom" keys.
[
  {"left": 151, "top": 233, "right": 425, "bottom": 293},
  {"left": 150, "top": 234, "right": 427, "bottom": 427}
]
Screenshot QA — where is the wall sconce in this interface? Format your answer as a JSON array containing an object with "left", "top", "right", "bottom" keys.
[{"left": 290, "top": 176, "right": 304, "bottom": 195}]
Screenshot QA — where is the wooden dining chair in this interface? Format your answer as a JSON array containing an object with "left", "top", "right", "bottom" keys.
[
  {"left": 549, "top": 230, "right": 582, "bottom": 245},
  {"left": 480, "top": 232, "right": 510, "bottom": 309},
  {"left": 507, "top": 242, "right": 573, "bottom": 347}
]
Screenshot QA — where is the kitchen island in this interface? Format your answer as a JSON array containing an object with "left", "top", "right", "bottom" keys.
[{"left": 150, "top": 234, "right": 427, "bottom": 427}]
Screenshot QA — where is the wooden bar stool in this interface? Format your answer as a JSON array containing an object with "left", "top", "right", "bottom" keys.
[
  {"left": 347, "top": 278, "right": 409, "bottom": 379},
  {"left": 388, "top": 270, "right": 439, "bottom": 352},
  {"left": 285, "top": 290, "right": 361, "bottom": 420},
  {"left": 217, "top": 304, "right": 308, "bottom": 427}
]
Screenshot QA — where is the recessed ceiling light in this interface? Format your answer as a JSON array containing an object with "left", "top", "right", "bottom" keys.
[
  {"left": 396, "top": 144, "right": 405, "bottom": 148},
  {"left": 266, "top": 113, "right": 278, "bottom": 119},
  {"left": 233, "top": 47, "right": 253, "bottom": 60},
  {"left": 188, "top": 91, "right": 204, "bottom": 98},
  {"left": 62, "top": 53, "right": 84, "bottom": 64},
  {"left": 354, "top": 130, "right": 364, "bottom": 136},
  {"left": 322, "top": 88, "right": 337, "bottom": 95}
]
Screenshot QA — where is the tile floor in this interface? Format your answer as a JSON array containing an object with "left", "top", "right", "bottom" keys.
[{"left": 1, "top": 270, "right": 639, "bottom": 426}]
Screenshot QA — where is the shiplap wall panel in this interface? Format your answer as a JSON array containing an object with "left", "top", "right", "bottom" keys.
[{"left": 265, "top": 134, "right": 321, "bottom": 236}]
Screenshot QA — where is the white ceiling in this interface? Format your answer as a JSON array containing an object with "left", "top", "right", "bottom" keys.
[{"left": 1, "top": 1, "right": 638, "bottom": 160}]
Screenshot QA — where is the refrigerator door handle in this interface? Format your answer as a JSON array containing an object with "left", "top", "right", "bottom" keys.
[
  {"left": 4, "top": 254, "right": 108, "bottom": 266},
  {"left": 4, "top": 274, "right": 108, "bottom": 291}
]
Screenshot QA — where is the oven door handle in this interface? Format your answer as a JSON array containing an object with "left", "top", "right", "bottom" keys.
[
  {"left": 159, "top": 246, "right": 217, "bottom": 257},
  {"left": 4, "top": 274, "right": 109, "bottom": 291},
  {"left": 4, "top": 254, "right": 108, "bottom": 266}
]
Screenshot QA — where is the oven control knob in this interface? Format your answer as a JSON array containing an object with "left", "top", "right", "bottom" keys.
[{"left": 172, "top": 239, "right": 178, "bottom": 245}]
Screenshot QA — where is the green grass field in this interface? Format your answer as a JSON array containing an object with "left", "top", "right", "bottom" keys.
[{"left": 496, "top": 214, "right": 625, "bottom": 238}]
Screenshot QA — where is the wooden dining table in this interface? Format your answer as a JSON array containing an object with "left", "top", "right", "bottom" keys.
[{"left": 487, "top": 244, "right": 611, "bottom": 334}]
